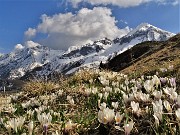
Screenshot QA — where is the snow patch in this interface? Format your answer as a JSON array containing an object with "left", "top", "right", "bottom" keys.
[
  {"left": 15, "top": 44, "right": 25, "bottom": 50},
  {"left": 25, "top": 41, "right": 41, "bottom": 48}
]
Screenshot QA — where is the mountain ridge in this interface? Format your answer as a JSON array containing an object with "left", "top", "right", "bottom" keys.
[{"left": 0, "top": 23, "right": 175, "bottom": 80}]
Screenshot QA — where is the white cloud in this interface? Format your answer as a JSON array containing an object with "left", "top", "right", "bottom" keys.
[
  {"left": 67, "top": 0, "right": 179, "bottom": 7},
  {"left": 24, "top": 28, "right": 36, "bottom": 38},
  {"left": 155, "top": 0, "right": 179, "bottom": 5},
  {"left": 25, "top": 7, "right": 130, "bottom": 50},
  {"left": 172, "top": 0, "right": 179, "bottom": 5}
]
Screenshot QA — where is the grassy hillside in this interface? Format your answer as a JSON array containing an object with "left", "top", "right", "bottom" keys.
[{"left": 102, "top": 34, "right": 180, "bottom": 90}]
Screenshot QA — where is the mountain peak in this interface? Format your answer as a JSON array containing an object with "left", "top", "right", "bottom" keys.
[
  {"left": 126, "top": 23, "right": 175, "bottom": 37},
  {"left": 136, "top": 22, "right": 151, "bottom": 28}
]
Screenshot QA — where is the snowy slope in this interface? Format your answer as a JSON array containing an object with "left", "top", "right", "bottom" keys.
[
  {"left": 0, "top": 41, "right": 63, "bottom": 79},
  {"left": 0, "top": 23, "right": 175, "bottom": 79},
  {"left": 64, "top": 23, "right": 175, "bottom": 74}
]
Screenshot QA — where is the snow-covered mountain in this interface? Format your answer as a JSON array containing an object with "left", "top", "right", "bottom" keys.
[
  {"left": 0, "top": 41, "right": 62, "bottom": 79},
  {"left": 0, "top": 23, "right": 175, "bottom": 79}
]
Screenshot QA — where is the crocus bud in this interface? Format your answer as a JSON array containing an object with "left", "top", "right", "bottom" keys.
[{"left": 28, "top": 121, "right": 33, "bottom": 135}]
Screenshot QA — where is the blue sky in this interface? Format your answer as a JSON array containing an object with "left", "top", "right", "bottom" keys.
[{"left": 0, "top": 0, "right": 179, "bottom": 53}]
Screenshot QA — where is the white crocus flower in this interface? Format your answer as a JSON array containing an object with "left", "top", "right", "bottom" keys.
[
  {"left": 22, "top": 101, "right": 31, "bottom": 109},
  {"left": 125, "top": 79, "right": 129, "bottom": 86},
  {"left": 124, "top": 121, "right": 134, "bottom": 135},
  {"left": 50, "top": 109, "right": 54, "bottom": 114},
  {"left": 104, "top": 86, "right": 112, "bottom": 93},
  {"left": 112, "top": 102, "right": 118, "bottom": 109},
  {"left": 115, "top": 112, "right": 124, "bottom": 124},
  {"left": 120, "top": 84, "right": 126, "bottom": 91},
  {"left": 152, "top": 75, "right": 161, "bottom": 88},
  {"left": 17, "top": 116, "right": 25, "bottom": 130},
  {"left": 153, "top": 114, "right": 159, "bottom": 127},
  {"left": 35, "top": 105, "right": 47, "bottom": 115},
  {"left": 145, "top": 106, "right": 149, "bottom": 113},
  {"left": 163, "top": 87, "right": 177, "bottom": 100},
  {"left": 99, "top": 102, "right": 106, "bottom": 110},
  {"left": 177, "top": 95, "right": 180, "bottom": 107},
  {"left": 114, "top": 88, "right": 120, "bottom": 93},
  {"left": 175, "top": 108, "right": 180, "bottom": 121},
  {"left": 98, "top": 100, "right": 101, "bottom": 108},
  {"left": 91, "top": 87, "right": 98, "bottom": 94},
  {"left": 152, "top": 99, "right": 163, "bottom": 121},
  {"left": 112, "top": 81, "right": 119, "bottom": 87},
  {"left": 131, "top": 86, "right": 138, "bottom": 93},
  {"left": 99, "top": 77, "right": 109, "bottom": 86},
  {"left": 98, "top": 93, "right": 103, "bottom": 100},
  {"left": 144, "top": 80, "right": 154, "bottom": 93},
  {"left": 153, "top": 90, "right": 162, "bottom": 100},
  {"left": 89, "top": 79, "right": 93, "bottom": 84},
  {"left": 27, "top": 110, "right": 34, "bottom": 118},
  {"left": 0, "top": 118, "right": 3, "bottom": 125},
  {"left": 31, "top": 99, "right": 41, "bottom": 107},
  {"left": 163, "top": 100, "right": 172, "bottom": 113},
  {"left": 131, "top": 101, "right": 141, "bottom": 116},
  {"left": 98, "top": 107, "right": 115, "bottom": 124},
  {"left": 104, "top": 92, "right": 109, "bottom": 101},
  {"left": 28, "top": 121, "right": 33, "bottom": 135},
  {"left": 169, "top": 78, "right": 176, "bottom": 88},
  {"left": 139, "top": 93, "right": 149, "bottom": 102},
  {"left": 129, "top": 94, "right": 135, "bottom": 101},
  {"left": 122, "top": 93, "right": 129, "bottom": 104},
  {"left": 54, "top": 112, "right": 60, "bottom": 118}
]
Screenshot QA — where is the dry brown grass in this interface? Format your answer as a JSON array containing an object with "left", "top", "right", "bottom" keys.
[
  {"left": 23, "top": 80, "right": 60, "bottom": 95},
  {"left": 121, "top": 37, "right": 180, "bottom": 75}
]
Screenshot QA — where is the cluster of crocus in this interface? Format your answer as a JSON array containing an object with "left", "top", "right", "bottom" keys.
[
  {"left": 98, "top": 103, "right": 115, "bottom": 124},
  {"left": 4, "top": 116, "right": 25, "bottom": 133},
  {"left": 0, "top": 66, "right": 179, "bottom": 134},
  {"left": 98, "top": 101, "right": 134, "bottom": 134},
  {"left": 94, "top": 66, "right": 179, "bottom": 134},
  {"left": 37, "top": 112, "right": 52, "bottom": 127},
  {"left": 131, "top": 101, "right": 141, "bottom": 116}
]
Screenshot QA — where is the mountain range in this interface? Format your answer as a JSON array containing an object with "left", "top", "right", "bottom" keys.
[{"left": 0, "top": 23, "right": 175, "bottom": 80}]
